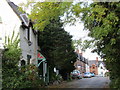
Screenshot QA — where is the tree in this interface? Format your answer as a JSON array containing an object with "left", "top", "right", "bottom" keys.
[
  {"left": 72, "top": 39, "right": 91, "bottom": 52},
  {"left": 2, "top": 31, "right": 41, "bottom": 88},
  {"left": 2, "top": 31, "right": 21, "bottom": 88},
  {"left": 38, "top": 18, "right": 77, "bottom": 80},
  {"left": 28, "top": 2, "right": 72, "bottom": 31},
  {"left": 21, "top": 1, "right": 77, "bottom": 80},
  {"left": 3, "top": 31, "right": 20, "bottom": 69},
  {"left": 71, "top": 2, "right": 120, "bottom": 89},
  {"left": 73, "top": 39, "right": 82, "bottom": 50}
]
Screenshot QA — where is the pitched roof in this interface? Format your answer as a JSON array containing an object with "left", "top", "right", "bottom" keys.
[
  {"left": 7, "top": 0, "right": 29, "bottom": 25},
  {"left": 98, "top": 61, "right": 106, "bottom": 67},
  {"left": 88, "top": 60, "right": 105, "bottom": 67},
  {"left": 6, "top": 0, "right": 37, "bottom": 34},
  {"left": 75, "top": 52, "right": 88, "bottom": 64},
  {"left": 88, "top": 60, "right": 98, "bottom": 66}
]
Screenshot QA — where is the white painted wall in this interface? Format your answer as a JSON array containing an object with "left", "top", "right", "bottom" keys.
[
  {"left": 20, "top": 26, "right": 38, "bottom": 66},
  {"left": 0, "top": 23, "right": 4, "bottom": 49},
  {"left": 0, "top": 0, "right": 38, "bottom": 66},
  {"left": 98, "top": 63, "right": 107, "bottom": 76},
  {"left": 0, "top": 0, "right": 21, "bottom": 47}
]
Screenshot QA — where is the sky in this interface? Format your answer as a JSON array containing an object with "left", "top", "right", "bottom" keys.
[
  {"left": 64, "top": 22, "right": 101, "bottom": 60},
  {"left": 10, "top": 0, "right": 101, "bottom": 61},
  {"left": 10, "top": 0, "right": 27, "bottom": 5}
]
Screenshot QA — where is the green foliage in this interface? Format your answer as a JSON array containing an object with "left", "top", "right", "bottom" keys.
[
  {"left": 28, "top": 2, "right": 72, "bottom": 31},
  {"left": 3, "top": 64, "right": 42, "bottom": 89},
  {"left": 19, "top": 1, "right": 120, "bottom": 87},
  {"left": 3, "top": 31, "right": 21, "bottom": 67},
  {"left": 71, "top": 2, "right": 120, "bottom": 89},
  {"left": 2, "top": 31, "right": 42, "bottom": 88},
  {"left": 2, "top": 31, "right": 21, "bottom": 88},
  {"left": 72, "top": 39, "right": 82, "bottom": 49},
  {"left": 72, "top": 39, "right": 92, "bottom": 51},
  {"left": 38, "top": 18, "right": 77, "bottom": 80},
  {"left": 110, "top": 78, "right": 120, "bottom": 89}
]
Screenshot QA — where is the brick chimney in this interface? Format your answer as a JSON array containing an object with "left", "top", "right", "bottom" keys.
[
  {"left": 96, "top": 57, "right": 98, "bottom": 65},
  {"left": 76, "top": 49, "right": 79, "bottom": 53},
  {"left": 96, "top": 57, "right": 98, "bottom": 62},
  {"left": 80, "top": 52, "right": 83, "bottom": 56}
]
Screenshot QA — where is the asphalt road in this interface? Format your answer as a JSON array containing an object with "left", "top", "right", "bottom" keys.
[{"left": 48, "top": 76, "right": 110, "bottom": 88}]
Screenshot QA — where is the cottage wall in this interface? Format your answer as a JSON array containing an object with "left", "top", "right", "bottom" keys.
[
  {"left": 90, "top": 64, "right": 98, "bottom": 75},
  {"left": 20, "top": 26, "right": 38, "bottom": 66},
  {"left": 0, "top": 0, "right": 39, "bottom": 67},
  {"left": 98, "top": 63, "right": 107, "bottom": 76},
  {"left": 0, "top": 0, "right": 21, "bottom": 45}
]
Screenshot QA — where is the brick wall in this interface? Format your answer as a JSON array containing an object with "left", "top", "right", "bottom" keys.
[{"left": 90, "top": 64, "right": 98, "bottom": 75}]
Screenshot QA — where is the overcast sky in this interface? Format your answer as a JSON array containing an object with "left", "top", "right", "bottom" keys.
[
  {"left": 64, "top": 22, "right": 101, "bottom": 60},
  {"left": 10, "top": 0, "right": 101, "bottom": 61}
]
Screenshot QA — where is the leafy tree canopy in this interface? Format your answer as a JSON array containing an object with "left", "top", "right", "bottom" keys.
[
  {"left": 71, "top": 2, "right": 120, "bottom": 88},
  {"left": 20, "top": 1, "right": 120, "bottom": 87},
  {"left": 38, "top": 18, "right": 77, "bottom": 80},
  {"left": 20, "top": 1, "right": 72, "bottom": 31},
  {"left": 38, "top": 18, "right": 77, "bottom": 68}
]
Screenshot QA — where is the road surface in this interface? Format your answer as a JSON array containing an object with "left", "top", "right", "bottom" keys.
[{"left": 48, "top": 76, "right": 110, "bottom": 88}]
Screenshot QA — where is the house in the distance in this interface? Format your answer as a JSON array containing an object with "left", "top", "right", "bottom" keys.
[
  {"left": 89, "top": 57, "right": 99, "bottom": 75},
  {"left": 98, "top": 61, "right": 108, "bottom": 76},
  {"left": 74, "top": 49, "right": 89, "bottom": 73},
  {"left": 89, "top": 57, "right": 108, "bottom": 76}
]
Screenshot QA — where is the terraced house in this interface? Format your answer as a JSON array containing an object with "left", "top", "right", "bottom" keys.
[{"left": 74, "top": 49, "right": 89, "bottom": 73}]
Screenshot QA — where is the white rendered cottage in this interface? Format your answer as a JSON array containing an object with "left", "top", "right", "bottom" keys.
[
  {"left": 0, "top": 0, "right": 41, "bottom": 67},
  {"left": 19, "top": 20, "right": 38, "bottom": 66},
  {"left": 0, "top": 0, "right": 21, "bottom": 49}
]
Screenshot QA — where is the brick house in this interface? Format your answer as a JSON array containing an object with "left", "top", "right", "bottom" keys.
[
  {"left": 74, "top": 49, "right": 89, "bottom": 73},
  {"left": 89, "top": 57, "right": 108, "bottom": 76},
  {"left": 89, "top": 57, "right": 99, "bottom": 75}
]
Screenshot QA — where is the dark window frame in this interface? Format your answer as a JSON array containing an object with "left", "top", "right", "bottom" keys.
[{"left": 27, "top": 55, "right": 31, "bottom": 65}]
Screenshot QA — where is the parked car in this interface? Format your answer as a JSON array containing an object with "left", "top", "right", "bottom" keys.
[
  {"left": 90, "top": 72, "right": 95, "bottom": 77},
  {"left": 83, "top": 72, "right": 92, "bottom": 78},
  {"left": 71, "top": 70, "right": 82, "bottom": 79}
]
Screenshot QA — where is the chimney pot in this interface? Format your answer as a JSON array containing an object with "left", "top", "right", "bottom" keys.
[
  {"left": 96, "top": 57, "right": 98, "bottom": 61},
  {"left": 76, "top": 49, "right": 79, "bottom": 53}
]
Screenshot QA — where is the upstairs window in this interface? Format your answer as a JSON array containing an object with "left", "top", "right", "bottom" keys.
[{"left": 20, "top": 14, "right": 29, "bottom": 26}]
